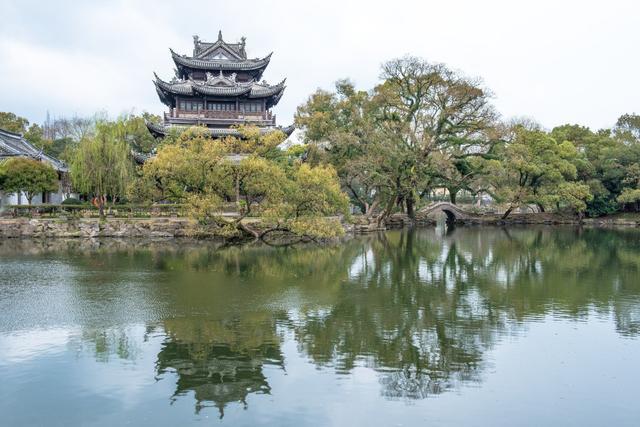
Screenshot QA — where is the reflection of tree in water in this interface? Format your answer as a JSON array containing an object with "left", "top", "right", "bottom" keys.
[
  {"left": 155, "top": 318, "right": 284, "bottom": 418},
  {"left": 79, "top": 326, "right": 147, "bottom": 363},
  {"left": 7, "top": 227, "right": 640, "bottom": 405},
  {"left": 295, "top": 227, "right": 640, "bottom": 399},
  {"left": 294, "top": 231, "right": 496, "bottom": 399}
]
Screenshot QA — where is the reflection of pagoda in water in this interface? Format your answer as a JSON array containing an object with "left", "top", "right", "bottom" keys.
[
  {"left": 147, "top": 31, "right": 294, "bottom": 139},
  {"left": 155, "top": 320, "right": 283, "bottom": 417}
]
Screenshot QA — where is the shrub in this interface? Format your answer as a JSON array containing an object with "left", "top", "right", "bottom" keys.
[{"left": 61, "top": 197, "right": 82, "bottom": 205}]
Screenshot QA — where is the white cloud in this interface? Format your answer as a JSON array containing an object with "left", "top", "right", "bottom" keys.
[{"left": 0, "top": 0, "right": 638, "bottom": 130}]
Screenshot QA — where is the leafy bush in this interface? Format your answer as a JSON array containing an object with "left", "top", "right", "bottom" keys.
[
  {"left": 585, "top": 195, "right": 619, "bottom": 218},
  {"left": 61, "top": 197, "right": 82, "bottom": 205}
]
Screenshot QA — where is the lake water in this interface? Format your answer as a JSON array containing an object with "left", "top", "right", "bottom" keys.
[{"left": 1, "top": 226, "right": 639, "bottom": 426}]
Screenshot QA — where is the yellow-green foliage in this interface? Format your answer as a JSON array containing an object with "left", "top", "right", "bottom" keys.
[
  {"left": 137, "top": 126, "right": 348, "bottom": 239},
  {"left": 618, "top": 188, "right": 640, "bottom": 204},
  {"left": 488, "top": 127, "right": 592, "bottom": 215},
  {"left": 70, "top": 122, "right": 132, "bottom": 201}
]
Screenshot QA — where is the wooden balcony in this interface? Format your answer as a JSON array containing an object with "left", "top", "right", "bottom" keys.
[{"left": 166, "top": 109, "right": 274, "bottom": 122}]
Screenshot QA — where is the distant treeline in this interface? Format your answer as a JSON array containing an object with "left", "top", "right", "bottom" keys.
[
  {"left": 2, "top": 55, "right": 640, "bottom": 221},
  {"left": 295, "top": 57, "right": 640, "bottom": 218}
]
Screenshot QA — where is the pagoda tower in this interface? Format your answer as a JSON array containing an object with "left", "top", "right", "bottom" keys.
[{"left": 147, "top": 31, "right": 293, "bottom": 138}]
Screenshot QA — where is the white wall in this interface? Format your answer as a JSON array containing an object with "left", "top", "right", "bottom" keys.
[{"left": 0, "top": 183, "right": 71, "bottom": 208}]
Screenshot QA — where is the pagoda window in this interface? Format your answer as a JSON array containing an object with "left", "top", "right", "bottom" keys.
[
  {"left": 241, "top": 102, "right": 262, "bottom": 113},
  {"left": 206, "top": 102, "right": 235, "bottom": 111}
]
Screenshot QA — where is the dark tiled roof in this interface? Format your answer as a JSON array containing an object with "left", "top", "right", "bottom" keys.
[
  {"left": 192, "top": 31, "right": 247, "bottom": 60},
  {"left": 171, "top": 49, "right": 272, "bottom": 72},
  {"left": 192, "top": 84, "right": 253, "bottom": 97},
  {"left": 249, "top": 79, "right": 286, "bottom": 98},
  {"left": 153, "top": 75, "right": 286, "bottom": 103},
  {"left": 0, "top": 128, "right": 67, "bottom": 172}
]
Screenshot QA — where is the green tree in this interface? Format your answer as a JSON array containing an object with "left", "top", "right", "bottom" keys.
[
  {"left": 0, "top": 112, "right": 29, "bottom": 134},
  {"left": 115, "top": 113, "right": 161, "bottom": 154},
  {"left": 373, "top": 57, "right": 497, "bottom": 212},
  {"left": 617, "top": 188, "right": 640, "bottom": 211},
  {"left": 296, "top": 80, "right": 387, "bottom": 216},
  {"left": 551, "top": 117, "right": 640, "bottom": 217},
  {"left": 69, "top": 122, "right": 133, "bottom": 216},
  {"left": 614, "top": 113, "right": 640, "bottom": 144},
  {"left": 0, "top": 157, "right": 58, "bottom": 205},
  {"left": 487, "top": 127, "right": 591, "bottom": 218},
  {"left": 139, "top": 126, "right": 348, "bottom": 240},
  {"left": 296, "top": 58, "right": 497, "bottom": 220}
]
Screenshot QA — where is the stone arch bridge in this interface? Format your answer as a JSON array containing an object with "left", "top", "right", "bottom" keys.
[{"left": 417, "top": 202, "right": 478, "bottom": 222}]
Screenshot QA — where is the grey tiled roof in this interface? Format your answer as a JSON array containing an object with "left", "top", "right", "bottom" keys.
[
  {"left": 192, "top": 84, "right": 253, "bottom": 96},
  {"left": 154, "top": 73, "right": 193, "bottom": 95},
  {"left": 171, "top": 49, "right": 271, "bottom": 72},
  {"left": 248, "top": 79, "right": 286, "bottom": 98},
  {"left": 0, "top": 128, "right": 67, "bottom": 172},
  {"left": 153, "top": 75, "right": 286, "bottom": 101},
  {"left": 192, "top": 31, "right": 247, "bottom": 60}
]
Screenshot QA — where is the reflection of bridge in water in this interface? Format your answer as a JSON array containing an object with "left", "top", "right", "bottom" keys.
[{"left": 418, "top": 202, "right": 478, "bottom": 222}]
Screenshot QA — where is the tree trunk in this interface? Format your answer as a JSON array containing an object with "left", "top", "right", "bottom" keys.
[
  {"left": 448, "top": 188, "right": 458, "bottom": 205},
  {"left": 96, "top": 195, "right": 106, "bottom": 218},
  {"left": 235, "top": 174, "right": 241, "bottom": 212},
  {"left": 376, "top": 196, "right": 399, "bottom": 227},
  {"left": 536, "top": 203, "right": 545, "bottom": 213},
  {"left": 406, "top": 195, "right": 415, "bottom": 219},
  {"left": 502, "top": 206, "right": 514, "bottom": 220},
  {"left": 364, "top": 199, "right": 380, "bottom": 218},
  {"left": 236, "top": 218, "right": 259, "bottom": 239}
]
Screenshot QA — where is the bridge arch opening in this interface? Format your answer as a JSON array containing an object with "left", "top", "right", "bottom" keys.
[{"left": 441, "top": 209, "right": 457, "bottom": 223}]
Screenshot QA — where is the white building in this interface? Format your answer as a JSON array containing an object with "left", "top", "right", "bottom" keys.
[{"left": 0, "top": 128, "right": 72, "bottom": 207}]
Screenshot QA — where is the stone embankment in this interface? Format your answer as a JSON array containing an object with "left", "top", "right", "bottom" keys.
[
  {"left": 0, "top": 218, "right": 200, "bottom": 238},
  {"left": 457, "top": 213, "right": 640, "bottom": 226},
  {"left": 1, "top": 210, "right": 638, "bottom": 239},
  {"left": 351, "top": 212, "right": 436, "bottom": 233}
]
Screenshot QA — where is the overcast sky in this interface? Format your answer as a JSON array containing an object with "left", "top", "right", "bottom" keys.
[{"left": 1, "top": 0, "right": 638, "bottom": 131}]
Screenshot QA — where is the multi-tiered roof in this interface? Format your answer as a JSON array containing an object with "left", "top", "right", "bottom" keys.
[{"left": 147, "top": 31, "right": 293, "bottom": 139}]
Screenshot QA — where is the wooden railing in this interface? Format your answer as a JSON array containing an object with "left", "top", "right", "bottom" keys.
[{"left": 167, "top": 109, "right": 274, "bottom": 121}]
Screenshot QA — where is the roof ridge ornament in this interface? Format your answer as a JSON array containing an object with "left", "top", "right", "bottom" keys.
[
  {"left": 218, "top": 30, "right": 223, "bottom": 41},
  {"left": 240, "top": 37, "right": 247, "bottom": 58},
  {"left": 192, "top": 35, "right": 201, "bottom": 56}
]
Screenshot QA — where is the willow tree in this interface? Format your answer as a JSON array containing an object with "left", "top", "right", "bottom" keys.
[{"left": 69, "top": 122, "right": 132, "bottom": 216}]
